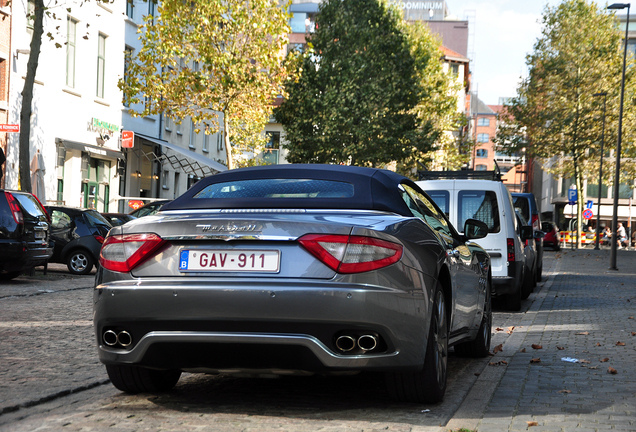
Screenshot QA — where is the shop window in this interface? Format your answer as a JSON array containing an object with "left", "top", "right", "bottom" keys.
[
  {"left": 162, "top": 169, "right": 170, "bottom": 189},
  {"left": 476, "top": 164, "right": 488, "bottom": 171},
  {"left": 57, "top": 179, "right": 64, "bottom": 203},
  {"left": 81, "top": 152, "right": 89, "bottom": 180}
]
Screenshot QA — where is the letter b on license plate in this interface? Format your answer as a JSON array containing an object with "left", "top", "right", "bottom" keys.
[{"left": 179, "top": 249, "right": 280, "bottom": 272}]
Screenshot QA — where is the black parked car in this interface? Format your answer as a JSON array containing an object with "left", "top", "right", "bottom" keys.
[
  {"left": 512, "top": 192, "right": 544, "bottom": 282},
  {"left": 129, "top": 200, "right": 172, "bottom": 218},
  {"left": 45, "top": 206, "right": 112, "bottom": 275},
  {"left": 0, "top": 190, "right": 54, "bottom": 280},
  {"left": 101, "top": 213, "right": 137, "bottom": 227}
]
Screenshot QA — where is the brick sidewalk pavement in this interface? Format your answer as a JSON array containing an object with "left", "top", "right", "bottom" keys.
[{"left": 448, "top": 249, "right": 636, "bottom": 432}]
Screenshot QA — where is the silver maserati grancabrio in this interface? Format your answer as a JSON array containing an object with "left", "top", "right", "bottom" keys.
[{"left": 94, "top": 164, "right": 492, "bottom": 403}]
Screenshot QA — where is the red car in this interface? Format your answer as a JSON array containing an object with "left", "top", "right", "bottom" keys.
[{"left": 542, "top": 222, "right": 560, "bottom": 250}]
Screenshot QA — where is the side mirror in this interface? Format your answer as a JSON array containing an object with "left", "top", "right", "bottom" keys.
[
  {"left": 464, "top": 218, "right": 489, "bottom": 240},
  {"left": 520, "top": 226, "right": 534, "bottom": 241}
]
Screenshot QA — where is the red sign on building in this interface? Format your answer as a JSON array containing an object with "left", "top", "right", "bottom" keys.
[
  {"left": 0, "top": 124, "right": 20, "bottom": 133},
  {"left": 121, "top": 130, "right": 134, "bottom": 148}
]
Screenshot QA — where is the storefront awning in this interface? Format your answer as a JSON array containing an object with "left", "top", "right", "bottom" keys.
[
  {"left": 56, "top": 138, "right": 124, "bottom": 160},
  {"left": 136, "top": 133, "right": 228, "bottom": 177}
]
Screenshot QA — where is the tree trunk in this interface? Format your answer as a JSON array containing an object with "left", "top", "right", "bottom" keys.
[
  {"left": 223, "top": 112, "right": 233, "bottom": 170},
  {"left": 19, "top": 0, "right": 45, "bottom": 192}
]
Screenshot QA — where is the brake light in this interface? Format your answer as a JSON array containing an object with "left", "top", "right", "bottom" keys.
[
  {"left": 298, "top": 234, "right": 403, "bottom": 274},
  {"left": 100, "top": 233, "right": 166, "bottom": 272},
  {"left": 507, "top": 238, "right": 515, "bottom": 262},
  {"left": 531, "top": 214, "right": 539, "bottom": 230},
  {"left": 5, "top": 192, "right": 24, "bottom": 224},
  {"left": 94, "top": 235, "right": 105, "bottom": 244}
]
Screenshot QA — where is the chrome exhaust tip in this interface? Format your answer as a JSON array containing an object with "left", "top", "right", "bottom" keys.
[
  {"left": 357, "top": 334, "right": 377, "bottom": 352},
  {"left": 103, "top": 330, "right": 118, "bottom": 346},
  {"left": 117, "top": 331, "right": 132, "bottom": 347},
  {"left": 335, "top": 335, "right": 356, "bottom": 352}
]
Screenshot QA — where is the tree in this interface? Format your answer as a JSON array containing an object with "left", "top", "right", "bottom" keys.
[
  {"left": 274, "top": 0, "right": 436, "bottom": 168},
  {"left": 120, "top": 0, "right": 291, "bottom": 170},
  {"left": 494, "top": 0, "right": 636, "bottom": 243}
]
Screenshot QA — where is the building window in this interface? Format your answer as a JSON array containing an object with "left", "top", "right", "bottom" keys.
[
  {"left": 66, "top": 17, "right": 78, "bottom": 88},
  {"left": 126, "top": 0, "right": 134, "bottom": 19},
  {"left": 476, "top": 149, "right": 488, "bottom": 158},
  {"left": 164, "top": 114, "right": 173, "bottom": 132},
  {"left": 96, "top": 34, "right": 106, "bottom": 98},
  {"left": 176, "top": 119, "right": 182, "bottom": 135},
  {"left": 475, "top": 164, "right": 488, "bottom": 171},
  {"left": 202, "top": 125, "right": 209, "bottom": 152},
  {"left": 56, "top": 146, "right": 66, "bottom": 178},
  {"left": 189, "top": 119, "right": 195, "bottom": 149},
  {"left": 148, "top": 0, "right": 157, "bottom": 24},
  {"left": 217, "top": 133, "right": 224, "bottom": 151},
  {"left": 26, "top": 0, "right": 35, "bottom": 35},
  {"left": 477, "top": 133, "right": 489, "bottom": 143},
  {"left": 477, "top": 118, "right": 490, "bottom": 127},
  {"left": 162, "top": 169, "right": 169, "bottom": 189},
  {"left": 450, "top": 64, "right": 459, "bottom": 77},
  {"left": 263, "top": 131, "right": 280, "bottom": 165},
  {"left": 123, "top": 46, "right": 133, "bottom": 106}
]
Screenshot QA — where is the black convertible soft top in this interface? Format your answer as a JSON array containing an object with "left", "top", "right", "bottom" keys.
[{"left": 162, "top": 164, "right": 423, "bottom": 217}]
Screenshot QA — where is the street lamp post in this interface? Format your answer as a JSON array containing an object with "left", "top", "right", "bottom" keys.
[
  {"left": 593, "top": 91, "right": 607, "bottom": 250},
  {"left": 607, "top": 3, "right": 630, "bottom": 270}
]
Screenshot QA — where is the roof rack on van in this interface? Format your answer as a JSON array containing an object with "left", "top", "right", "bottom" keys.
[{"left": 417, "top": 161, "right": 503, "bottom": 181}]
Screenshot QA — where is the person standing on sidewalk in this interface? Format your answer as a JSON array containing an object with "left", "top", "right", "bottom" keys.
[{"left": 617, "top": 222, "right": 627, "bottom": 248}]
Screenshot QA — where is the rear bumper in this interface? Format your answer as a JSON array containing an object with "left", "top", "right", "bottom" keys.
[
  {"left": 93, "top": 276, "right": 432, "bottom": 373},
  {"left": 0, "top": 241, "right": 53, "bottom": 273},
  {"left": 491, "top": 261, "right": 523, "bottom": 296}
]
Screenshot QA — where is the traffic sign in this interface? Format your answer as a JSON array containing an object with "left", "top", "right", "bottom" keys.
[
  {"left": 121, "top": 130, "right": 134, "bottom": 148},
  {"left": 583, "top": 209, "right": 593, "bottom": 220},
  {"left": 586, "top": 200, "right": 593, "bottom": 210},
  {"left": 568, "top": 187, "right": 577, "bottom": 205},
  {"left": 0, "top": 124, "right": 19, "bottom": 133}
]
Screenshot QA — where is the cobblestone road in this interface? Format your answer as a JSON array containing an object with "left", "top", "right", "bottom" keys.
[{"left": 3, "top": 250, "right": 633, "bottom": 432}]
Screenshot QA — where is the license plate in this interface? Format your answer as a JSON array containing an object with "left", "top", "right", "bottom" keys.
[
  {"left": 179, "top": 249, "right": 280, "bottom": 272},
  {"left": 34, "top": 231, "right": 46, "bottom": 239}
]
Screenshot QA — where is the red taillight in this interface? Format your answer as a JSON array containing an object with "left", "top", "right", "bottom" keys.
[
  {"left": 100, "top": 233, "right": 166, "bottom": 272},
  {"left": 507, "top": 238, "right": 515, "bottom": 262},
  {"left": 531, "top": 214, "right": 539, "bottom": 231},
  {"left": 5, "top": 192, "right": 24, "bottom": 224},
  {"left": 298, "top": 234, "right": 403, "bottom": 274},
  {"left": 94, "top": 235, "right": 105, "bottom": 244}
]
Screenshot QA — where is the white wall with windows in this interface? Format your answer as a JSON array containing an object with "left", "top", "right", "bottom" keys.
[{"left": 6, "top": 0, "right": 126, "bottom": 211}]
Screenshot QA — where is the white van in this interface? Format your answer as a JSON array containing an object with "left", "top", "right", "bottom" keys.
[{"left": 417, "top": 173, "right": 533, "bottom": 311}]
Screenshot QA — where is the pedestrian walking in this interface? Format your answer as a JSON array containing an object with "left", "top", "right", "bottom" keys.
[{"left": 617, "top": 222, "right": 627, "bottom": 248}]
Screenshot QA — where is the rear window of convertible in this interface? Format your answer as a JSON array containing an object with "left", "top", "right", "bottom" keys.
[{"left": 193, "top": 179, "right": 355, "bottom": 199}]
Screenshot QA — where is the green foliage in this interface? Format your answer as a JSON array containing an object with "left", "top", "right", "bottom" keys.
[
  {"left": 275, "top": 0, "right": 443, "bottom": 169},
  {"left": 119, "top": 0, "right": 292, "bottom": 170}
]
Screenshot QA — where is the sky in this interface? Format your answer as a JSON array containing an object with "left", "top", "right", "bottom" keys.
[{"left": 446, "top": 0, "right": 562, "bottom": 106}]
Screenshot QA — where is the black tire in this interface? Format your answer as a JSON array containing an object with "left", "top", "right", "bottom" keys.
[
  {"left": 66, "top": 250, "right": 94, "bottom": 275},
  {"left": 106, "top": 365, "right": 181, "bottom": 394},
  {"left": 0, "top": 271, "right": 22, "bottom": 281},
  {"left": 454, "top": 280, "right": 492, "bottom": 358},
  {"left": 385, "top": 282, "right": 448, "bottom": 403}
]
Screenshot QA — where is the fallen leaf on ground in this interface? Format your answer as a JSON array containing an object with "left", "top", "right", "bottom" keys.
[
  {"left": 474, "top": 372, "right": 480, "bottom": 376},
  {"left": 520, "top": 348, "right": 526, "bottom": 353},
  {"left": 631, "top": 332, "right": 636, "bottom": 336},
  {"left": 629, "top": 317, "right": 634, "bottom": 320},
  {"left": 575, "top": 331, "right": 589, "bottom": 335},
  {"left": 600, "top": 358, "right": 610, "bottom": 362},
  {"left": 527, "top": 421, "right": 539, "bottom": 427},
  {"left": 596, "top": 343, "right": 602, "bottom": 346},
  {"left": 531, "top": 344, "right": 543, "bottom": 350},
  {"left": 495, "top": 327, "right": 504, "bottom": 331},
  {"left": 558, "top": 389, "right": 572, "bottom": 394},
  {"left": 507, "top": 326, "right": 516, "bottom": 334},
  {"left": 616, "top": 341, "right": 626, "bottom": 346},
  {"left": 608, "top": 367, "right": 618, "bottom": 374},
  {"left": 580, "top": 359, "right": 590, "bottom": 364},
  {"left": 493, "top": 344, "right": 503, "bottom": 354},
  {"left": 588, "top": 366, "right": 598, "bottom": 370},
  {"left": 530, "top": 358, "right": 541, "bottom": 363},
  {"left": 489, "top": 360, "right": 508, "bottom": 366},
  {"left": 557, "top": 346, "right": 565, "bottom": 350}
]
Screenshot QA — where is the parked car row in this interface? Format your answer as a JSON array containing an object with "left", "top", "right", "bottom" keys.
[{"left": 0, "top": 193, "right": 169, "bottom": 278}]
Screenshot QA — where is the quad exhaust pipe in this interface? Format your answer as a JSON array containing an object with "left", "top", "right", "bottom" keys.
[
  {"left": 335, "top": 334, "right": 378, "bottom": 353},
  {"left": 103, "top": 330, "right": 132, "bottom": 348}
]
